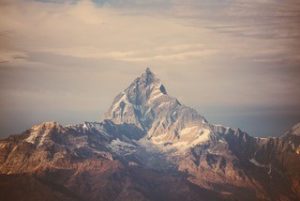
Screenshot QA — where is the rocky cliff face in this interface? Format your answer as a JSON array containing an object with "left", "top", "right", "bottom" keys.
[{"left": 0, "top": 68, "right": 299, "bottom": 201}]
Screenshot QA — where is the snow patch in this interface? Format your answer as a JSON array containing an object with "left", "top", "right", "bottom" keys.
[
  {"left": 150, "top": 88, "right": 163, "bottom": 100},
  {"left": 25, "top": 126, "right": 52, "bottom": 146},
  {"left": 109, "top": 139, "right": 136, "bottom": 155},
  {"left": 25, "top": 130, "right": 40, "bottom": 144},
  {"left": 190, "top": 129, "right": 211, "bottom": 146},
  {"left": 82, "top": 123, "right": 88, "bottom": 129},
  {"left": 290, "top": 122, "right": 300, "bottom": 136},
  {"left": 249, "top": 158, "right": 268, "bottom": 168},
  {"left": 150, "top": 127, "right": 211, "bottom": 152},
  {"left": 180, "top": 126, "right": 199, "bottom": 136},
  {"left": 268, "top": 165, "right": 272, "bottom": 175},
  {"left": 151, "top": 133, "right": 168, "bottom": 144},
  {"left": 111, "top": 93, "right": 129, "bottom": 112}
]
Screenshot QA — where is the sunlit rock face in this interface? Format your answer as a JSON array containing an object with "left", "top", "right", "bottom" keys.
[{"left": 0, "top": 68, "right": 300, "bottom": 201}]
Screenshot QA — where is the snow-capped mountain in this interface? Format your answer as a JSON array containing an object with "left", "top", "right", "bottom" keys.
[
  {"left": 105, "top": 68, "right": 214, "bottom": 152},
  {"left": 0, "top": 68, "right": 299, "bottom": 201},
  {"left": 286, "top": 123, "right": 300, "bottom": 136}
]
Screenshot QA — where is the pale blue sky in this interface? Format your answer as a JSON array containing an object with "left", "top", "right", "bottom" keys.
[{"left": 0, "top": 0, "right": 299, "bottom": 137}]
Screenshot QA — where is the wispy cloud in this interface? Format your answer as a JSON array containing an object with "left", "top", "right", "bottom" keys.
[
  {"left": 39, "top": 44, "right": 217, "bottom": 62},
  {"left": 0, "top": 50, "right": 28, "bottom": 63},
  {"left": 1, "top": 0, "right": 299, "bottom": 64}
]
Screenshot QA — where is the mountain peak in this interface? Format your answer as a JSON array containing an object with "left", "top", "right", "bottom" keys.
[
  {"left": 285, "top": 122, "right": 300, "bottom": 136},
  {"left": 104, "top": 69, "right": 208, "bottom": 144},
  {"left": 145, "top": 67, "right": 153, "bottom": 75},
  {"left": 104, "top": 68, "right": 169, "bottom": 128},
  {"left": 143, "top": 67, "right": 156, "bottom": 81},
  {"left": 25, "top": 121, "right": 64, "bottom": 146},
  {"left": 136, "top": 67, "right": 161, "bottom": 89}
]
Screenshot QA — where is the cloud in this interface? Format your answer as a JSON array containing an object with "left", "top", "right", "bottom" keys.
[
  {"left": 0, "top": 50, "right": 28, "bottom": 63},
  {"left": 1, "top": 0, "right": 299, "bottom": 65},
  {"left": 39, "top": 44, "right": 218, "bottom": 62}
]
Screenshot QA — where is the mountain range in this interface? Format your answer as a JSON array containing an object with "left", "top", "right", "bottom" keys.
[{"left": 0, "top": 68, "right": 299, "bottom": 201}]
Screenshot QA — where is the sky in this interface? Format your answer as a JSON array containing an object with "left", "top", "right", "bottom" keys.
[{"left": 0, "top": 0, "right": 299, "bottom": 138}]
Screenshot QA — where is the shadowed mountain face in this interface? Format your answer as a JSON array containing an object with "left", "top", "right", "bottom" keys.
[{"left": 0, "top": 69, "right": 299, "bottom": 201}]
